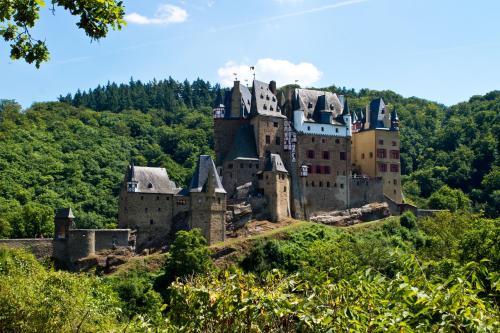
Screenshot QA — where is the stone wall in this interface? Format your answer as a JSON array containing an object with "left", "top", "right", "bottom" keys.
[
  {"left": 67, "top": 229, "right": 95, "bottom": 262},
  {"left": 251, "top": 115, "right": 285, "bottom": 158},
  {"left": 295, "top": 134, "right": 351, "bottom": 214},
  {"left": 222, "top": 159, "right": 259, "bottom": 199},
  {"left": 94, "top": 229, "right": 130, "bottom": 251},
  {"left": 189, "top": 192, "right": 226, "bottom": 244},
  {"left": 349, "top": 177, "right": 384, "bottom": 208},
  {"left": 258, "top": 171, "right": 291, "bottom": 221},
  {"left": 0, "top": 239, "right": 54, "bottom": 259},
  {"left": 119, "top": 190, "right": 175, "bottom": 250}
]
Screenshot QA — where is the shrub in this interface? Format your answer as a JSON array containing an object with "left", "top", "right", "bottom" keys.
[{"left": 400, "top": 211, "right": 417, "bottom": 229}]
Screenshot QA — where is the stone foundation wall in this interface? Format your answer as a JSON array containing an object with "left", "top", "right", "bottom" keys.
[
  {"left": 0, "top": 239, "right": 54, "bottom": 259},
  {"left": 349, "top": 177, "right": 384, "bottom": 208},
  {"left": 94, "top": 229, "right": 130, "bottom": 251}
]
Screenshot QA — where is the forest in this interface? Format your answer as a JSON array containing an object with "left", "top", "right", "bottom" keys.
[
  {"left": 0, "top": 78, "right": 498, "bottom": 238},
  {"left": 1, "top": 212, "right": 499, "bottom": 331}
]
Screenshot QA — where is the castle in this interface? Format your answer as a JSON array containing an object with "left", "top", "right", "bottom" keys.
[{"left": 118, "top": 80, "right": 403, "bottom": 250}]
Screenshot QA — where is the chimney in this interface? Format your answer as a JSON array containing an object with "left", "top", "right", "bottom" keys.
[
  {"left": 269, "top": 80, "right": 277, "bottom": 95},
  {"left": 233, "top": 80, "right": 240, "bottom": 90}
]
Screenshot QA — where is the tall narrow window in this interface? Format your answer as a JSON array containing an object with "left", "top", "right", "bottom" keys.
[
  {"left": 275, "top": 137, "right": 281, "bottom": 145},
  {"left": 390, "top": 164, "right": 399, "bottom": 172},
  {"left": 340, "top": 152, "right": 346, "bottom": 160},
  {"left": 266, "top": 135, "right": 271, "bottom": 144},
  {"left": 322, "top": 151, "right": 330, "bottom": 160},
  {"left": 377, "top": 149, "right": 387, "bottom": 159},
  {"left": 307, "top": 150, "right": 315, "bottom": 159},
  {"left": 378, "top": 163, "right": 387, "bottom": 172}
]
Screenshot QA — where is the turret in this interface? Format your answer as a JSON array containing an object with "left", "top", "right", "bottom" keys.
[
  {"left": 213, "top": 88, "right": 225, "bottom": 119},
  {"left": 54, "top": 208, "right": 75, "bottom": 239},
  {"left": 127, "top": 164, "right": 138, "bottom": 192},
  {"left": 390, "top": 107, "right": 399, "bottom": 131}
]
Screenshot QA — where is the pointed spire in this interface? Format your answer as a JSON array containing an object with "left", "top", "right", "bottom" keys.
[
  {"left": 213, "top": 88, "right": 224, "bottom": 108},
  {"left": 351, "top": 109, "right": 358, "bottom": 123},
  {"left": 342, "top": 98, "right": 350, "bottom": 116},
  {"left": 391, "top": 107, "right": 399, "bottom": 122},
  {"left": 359, "top": 108, "right": 366, "bottom": 122}
]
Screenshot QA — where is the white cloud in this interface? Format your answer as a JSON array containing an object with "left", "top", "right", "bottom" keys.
[
  {"left": 217, "top": 58, "right": 322, "bottom": 87},
  {"left": 125, "top": 4, "right": 188, "bottom": 25}
]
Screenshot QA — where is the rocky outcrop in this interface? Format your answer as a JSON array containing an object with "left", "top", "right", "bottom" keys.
[{"left": 310, "top": 202, "right": 390, "bottom": 226}]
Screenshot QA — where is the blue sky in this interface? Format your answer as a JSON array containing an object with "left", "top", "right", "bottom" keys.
[{"left": 1, "top": 0, "right": 499, "bottom": 108}]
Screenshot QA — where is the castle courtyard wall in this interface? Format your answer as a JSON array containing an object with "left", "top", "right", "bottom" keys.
[{"left": 0, "top": 239, "right": 54, "bottom": 259}]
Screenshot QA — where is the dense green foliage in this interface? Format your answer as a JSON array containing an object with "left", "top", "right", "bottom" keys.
[
  {"left": 0, "top": 80, "right": 498, "bottom": 238},
  {"left": 0, "top": 0, "right": 125, "bottom": 67},
  {"left": 2, "top": 213, "right": 499, "bottom": 331}
]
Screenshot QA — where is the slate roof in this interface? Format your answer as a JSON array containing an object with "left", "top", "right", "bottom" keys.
[
  {"left": 368, "top": 98, "right": 387, "bottom": 129},
  {"left": 189, "top": 155, "right": 226, "bottom": 193},
  {"left": 251, "top": 80, "right": 284, "bottom": 117},
  {"left": 127, "top": 165, "right": 177, "bottom": 194},
  {"left": 295, "top": 89, "right": 343, "bottom": 122},
  {"left": 240, "top": 84, "right": 252, "bottom": 116},
  {"left": 213, "top": 88, "right": 225, "bottom": 108},
  {"left": 264, "top": 153, "right": 288, "bottom": 173},
  {"left": 351, "top": 109, "right": 359, "bottom": 123},
  {"left": 225, "top": 124, "right": 259, "bottom": 161},
  {"left": 55, "top": 208, "right": 75, "bottom": 219}
]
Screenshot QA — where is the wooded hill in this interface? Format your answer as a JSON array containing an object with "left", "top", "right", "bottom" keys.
[{"left": 0, "top": 78, "right": 498, "bottom": 238}]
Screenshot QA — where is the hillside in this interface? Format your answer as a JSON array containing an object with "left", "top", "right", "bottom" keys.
[{"left": 0, "top": 79, "right": 498, "bottom": 238}]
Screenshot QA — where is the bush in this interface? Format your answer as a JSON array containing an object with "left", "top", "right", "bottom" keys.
[
  {"left": 155, "top": 229, "right": 213, "bottom": 295},
  {"left": 400, "top": 211, "right": 417, "bottom": 229}
]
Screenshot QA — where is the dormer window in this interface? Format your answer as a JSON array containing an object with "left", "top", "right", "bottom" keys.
[
  {"left": 148, "top": 182, "right": 153, "bottom": 188},
  {"left": 381, "top": 108, "right": 385, "bottom": 114},
  {"left": 330, "top": 104, "right": 335, "bottom": 110},
  {"left": 260, "top": 94, "right": 264, "bottom": 99},
  {"left": 263, "top": 104, "right": 268, "bottom": 110},
  {"left": 270, "top": 106, "right": 274, "bottom": 111},
  {"left": 272, "top": 97, "right": 276, "bottom": 102},
  {"left": 266, "top": 95, "right": 270, "bottom": 101},
  {"left": 308, "top": 102, "right": 313, "bottom": 108}
]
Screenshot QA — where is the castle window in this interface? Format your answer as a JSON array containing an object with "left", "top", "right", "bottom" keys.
[
  {"left": 322, "top": 139, "right": 326, "bottom": 143},
  {"left": 266, "top": 175, "right": 269, "bottom": 180},
  {"left": 228, "top": 163, "right": 233, "bottom": 169},
  {"left": 340, "top": 183, "right": 344, "bottom": 189},
  {"left": 258, "top": 173, "right": 263, "bottom": 180},
  {"left": 324, "top": 166, "right": 331, "bottom": 174},
  {"left": 156, "top": 196, "right": 159, "bottom": 200},
  {"left": 334, "top": 183, "right": 337, "bottom": 187},
  {"left": 218, "top": 197, "right": 221, "bottom": 204},
  {"left": 327, "top": 181, "right": 330, "bottom": 187},
  {"left": 392, "top": 141, "right": 397, "bottom": 146},
  {"left": 390, "top": 164, "right": 399, "bottom": 172},
  {"left": 335, "top": 128, "right": 339, "bottom": 133},
  {"left": 340, "top": 152, "right": 346, "bottom": 160},
  {"left": 378, "top": 139, "right": 384, "bottom": 145},
  {"left": 266, "top": 95, "right": 270, "bottom": 100},
  {"left": 361, "top": 153, "right": 365, "bottom": 159},
  {"left": 263, "top": 104, "right": 268, "bottom": 110},
  {"left": 393, "top": 179, "right": 397, "bottom": 185},
  {"left": 260, "top": 94, "right": 264, "bottom": 99},
  {"left": 316, "top": 165, "right": 322, "bottom": 174},
  {"left": 381, "top": 108, "right": 385, "bottom": 114},
  {"left": 378, "top": 163, "right": 387, "bottom": 172},
  {"left": 322, "top": 151, "right": 330, "bottom": 160},
  {"left": 273, "top": 122, "right": 278, "bottom": 127},
  {"left": 335, "top": 139, "right": 340, "bottom": 144},
  {"left": 377, "top": 149, "right": 387, "bottom": 159},
  {"left": 390, "top": 150, "right": 400, "bottom": 159},
  {"left": 240, "top": 163, "right": 244, "bottom": 168},
  {"left": 148, "top": 182, "right": 153, "bottom": 188},
  {"left": 283, "top": 186, "right": 287, "bottom": 192},
  {"left": 158, "top": 208, "right": 161, "bottom": 211},
  {"left": 145, "top": 208, "right": 148, "bottom": 213},
  {"left": 308, "top": 102, "right": 313, "bottom": 108},
  {"left": 272, "top": 97, "right": 276, "bottom": 102},
  {"left": 166, "top": 197, "right": 170, "bottom": 201},
  {"left": 312, "top": 137, "right": 315, "bottom": 142},
  {"left": 307, "top": 126, "right": 311, "bottom": 131},
  {"left": 307, "top": 150, "right": 315, "bottom": 159},
  {"left": 394, "top": 189, "right": 397, "bottom": 194},
  {"left": 321, "top": 127, "right": 324, "bottom": 132},
  {"left": 266, "top": 135, "right": 271, "bottom": 144},
  {"left": 312, "top": 181, "right": 315, "bottom": 187},
  {"left": 275, "top": 137, "right": 281, "bottom": 145},
  {"left": 369, "top": 152, "right": 373, "bottom": 158},
  {"left": 150, "top": 219, "right": 154, "bottom": 225},
  {"left": 141, "top": 196, "right": 144, "bottom": 200},
  {"left": 305, "top": 181, "right": 309, "bottom": 187}
]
